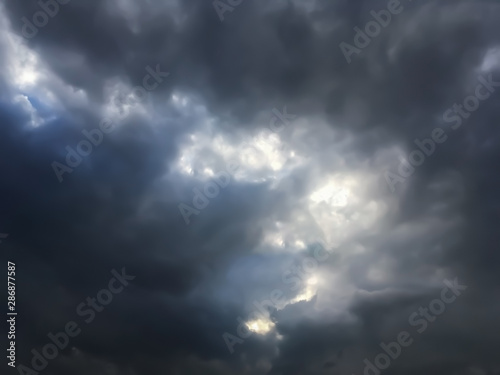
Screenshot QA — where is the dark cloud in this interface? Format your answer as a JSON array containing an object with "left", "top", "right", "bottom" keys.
[{"left": 0, "top": 0, "right": 500, "bottom": 374}]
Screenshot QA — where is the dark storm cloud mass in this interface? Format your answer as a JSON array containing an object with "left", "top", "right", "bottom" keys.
[{"left": 1, "top": 0, "right": 500, "bottom": 374}]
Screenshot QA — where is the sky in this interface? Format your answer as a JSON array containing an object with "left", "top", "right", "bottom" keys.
[{"left": 0, "top": 0, "right": 500, "bottom": 374}]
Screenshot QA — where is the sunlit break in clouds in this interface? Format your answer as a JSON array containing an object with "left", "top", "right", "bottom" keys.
[{"left": 1, "top": 1, "right": 500, "bottom": 375}]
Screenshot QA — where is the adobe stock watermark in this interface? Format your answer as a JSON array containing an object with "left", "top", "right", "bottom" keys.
[
  {"left": 222, "top": 243, "right": 332, "bottom": 354},
  {"left": 16, "top": 268, "right": 135, "bottom": 375},
  {"left": 385, "top": 73, "right": 500, "bottom": 192},
  {"left": 51, "top": 64, "right": 169, "bottom": 183},
  {"left": 178, "top": 106, "right": 297, "bottom": 225},
  {"left": 359, "top": 278, "right": 467, "bottom": 375},
  {"left": 21, "top": 0, "right": 71, "bottom": 39},
  {"left": 213, "top": 0, "right": 244, "bottom": 22},
  {"left": 340, "top": 0, "right": 407, "bottom": 64}
]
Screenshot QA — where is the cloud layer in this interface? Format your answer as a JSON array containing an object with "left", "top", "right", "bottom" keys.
[{"left": 1, "top": 1, "right": 500, "bottom": 374}]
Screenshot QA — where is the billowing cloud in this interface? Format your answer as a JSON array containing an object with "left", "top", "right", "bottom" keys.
[{"left": 0, "top": 1, "right": 500, "bottom": 374}]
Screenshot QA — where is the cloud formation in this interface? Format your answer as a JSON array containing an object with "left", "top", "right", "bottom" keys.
[{"left": 1, "top": 0, "right": 500, "bottom": 374}]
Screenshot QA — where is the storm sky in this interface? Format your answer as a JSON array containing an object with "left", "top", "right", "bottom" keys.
[{"left": 1, "top": 0, "right": 500, "bottom": 374}]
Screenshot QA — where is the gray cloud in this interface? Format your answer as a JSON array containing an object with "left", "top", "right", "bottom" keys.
[{"left": 0, "top": 0, "right": 500, "bottom": 374}]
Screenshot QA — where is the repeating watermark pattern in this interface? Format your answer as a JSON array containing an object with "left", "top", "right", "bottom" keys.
[
  {"left": 177, "top": 161, "right": 239, "bottom": 225},
  {"left": 21, "top": 0, "right": 71, "bottom": 39},
  {"left": 340, "top": 0, "right": 409, "bottom": 63},
  {"left": 51, "top": 64, "right": 169, "bottom": 183},
  {"left": 222, "top": 243, "right": 332, "bottom": 354},
  {"left": 359, "top": 278, "right": 467, "bottom": 375},
  {"left": 16, "top": 268, "right": 135, "bottom": 375},
  {"left": 385, "top": 73, "right": 500, "bottom": 192},
  {"left": 178, "top": 106, "right": 298, "bottom": 225},
  {"left": 238, "top": 106, "right": 297, "bottom": 157},
  {"left": 213, "top": 0, "right": 244, "bottom": 22}
]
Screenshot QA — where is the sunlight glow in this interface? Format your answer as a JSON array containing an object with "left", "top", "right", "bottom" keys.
[{"left": 246, "top": 319, "right": 274, "bottom": 335}]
